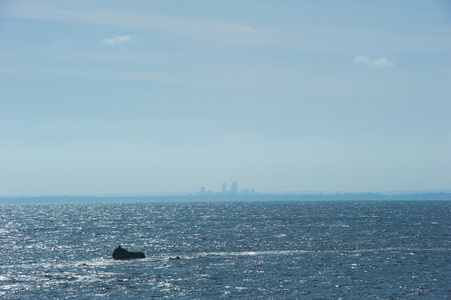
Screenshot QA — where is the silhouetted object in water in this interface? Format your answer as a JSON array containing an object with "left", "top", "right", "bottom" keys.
[{"left": 112, "top": 245, "right": 145, "bottom": 260}]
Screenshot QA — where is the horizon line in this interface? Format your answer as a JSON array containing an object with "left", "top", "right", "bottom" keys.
[{"left": 2, "top": 189, "right": 451, "bottom": 199}]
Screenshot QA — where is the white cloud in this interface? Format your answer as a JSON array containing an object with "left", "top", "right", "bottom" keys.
[
  {"left": 233, "top": 22, "right": 254, "bottom": 34},
  {"left": 101, "top": 35, "right": 132, "bottom": 46},
  {"left": 353, "top": 56, "right": 393, "bottom": 68},
  {"left": 53, "top": 39, "right": 72, "bottom": 49}
]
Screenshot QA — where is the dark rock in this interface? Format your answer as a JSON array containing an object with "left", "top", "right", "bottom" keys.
[{"left": 112, "top": 245, "right": 145, "bottom": 260}]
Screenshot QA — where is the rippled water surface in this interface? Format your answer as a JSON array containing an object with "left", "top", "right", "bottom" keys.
[{"left": 1, "top": 200, "right": 450, "bottom": 299}]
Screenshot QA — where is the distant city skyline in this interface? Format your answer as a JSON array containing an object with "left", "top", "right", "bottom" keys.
[{"left": 199, "top": 182, "right": 256, "bottom": 196}]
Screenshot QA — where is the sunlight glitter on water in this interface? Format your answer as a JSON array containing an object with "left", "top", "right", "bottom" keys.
[{"left": 0, "top": 201, "right": 450, "bottom": 299}]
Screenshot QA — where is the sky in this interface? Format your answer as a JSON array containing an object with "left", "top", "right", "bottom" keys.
[{"left": 0, "top": 0, "right": 450, "bottom": 196}]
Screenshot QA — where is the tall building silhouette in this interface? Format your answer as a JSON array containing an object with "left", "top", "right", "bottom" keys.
[
  {"left": 222, "top": 182, "right": 226, "bottom": 194},
  {"left": 231, "top": 181, "right": 238, "bottom": 194}
]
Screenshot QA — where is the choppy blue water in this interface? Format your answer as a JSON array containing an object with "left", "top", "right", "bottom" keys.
[{"left": 0, "top": 200, "right": 450, "bottom": 299}]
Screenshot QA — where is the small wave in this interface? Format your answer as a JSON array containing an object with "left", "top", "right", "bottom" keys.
[{"left": 185, "top": 247, "right": 451, "bottom": 259}]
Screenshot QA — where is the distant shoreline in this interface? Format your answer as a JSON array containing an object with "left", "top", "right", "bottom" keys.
[{"left": 1, "top": 192, "right": 451, "bottom": 204}]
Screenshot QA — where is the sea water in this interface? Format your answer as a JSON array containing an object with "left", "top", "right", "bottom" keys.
[{"left": 0, "top": 200, "right": 449, "bottom": 299}]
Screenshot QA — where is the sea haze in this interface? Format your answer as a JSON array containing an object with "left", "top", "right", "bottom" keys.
[
  {"left": 1, "top": 200, "right": 450, "bottom": 298},
  {"left": 2, "top": 191, "right": 451, "bottom": 204}
]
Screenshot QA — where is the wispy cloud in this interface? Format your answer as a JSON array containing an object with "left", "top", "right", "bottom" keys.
[
  {"left": 53, "top": 39, "right": 72, "bottom": 49},
  {"left": 101, "top": 35, "right": 132, "bottom": 46},
  {"left": 5, "top": 2, "right": 260, "bottom": 47},
  {"left": 232, "top": 22, "right": 254, "bottom": 34},
  {"left": 353, "top": 56, "right": 393, "bottom": 68}
]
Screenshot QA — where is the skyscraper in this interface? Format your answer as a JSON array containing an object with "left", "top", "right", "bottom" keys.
[
  {"left": 222, "top": 182, "right": 226, "bottom": 194},
  {"left": 231, "top": 181, "right": 238, "bottom": 194}
]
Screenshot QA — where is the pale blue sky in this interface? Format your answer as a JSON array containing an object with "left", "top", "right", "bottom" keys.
[{"left": 0, "top": 0, "right": 450, "bottom": 196}]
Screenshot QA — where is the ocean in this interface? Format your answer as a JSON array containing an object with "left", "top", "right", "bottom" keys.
[{"left": 0, "top": 200, "right": 449, "bottom": 299}]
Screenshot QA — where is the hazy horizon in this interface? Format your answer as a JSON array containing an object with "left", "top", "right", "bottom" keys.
[
  {"left": 2, "top": 188, "right": 451, "bottom": 199},
  {"left": 1, "top": 1, "right": 450, "bottom": 197}
]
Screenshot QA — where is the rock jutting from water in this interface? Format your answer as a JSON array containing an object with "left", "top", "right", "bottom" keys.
[{"left": 112, "top": 245, "right": 145, "bottom": 260}]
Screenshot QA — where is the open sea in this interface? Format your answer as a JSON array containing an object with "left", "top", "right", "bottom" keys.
[{"left": 0, "top": 200, "right": 450, "bottom": 299}]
